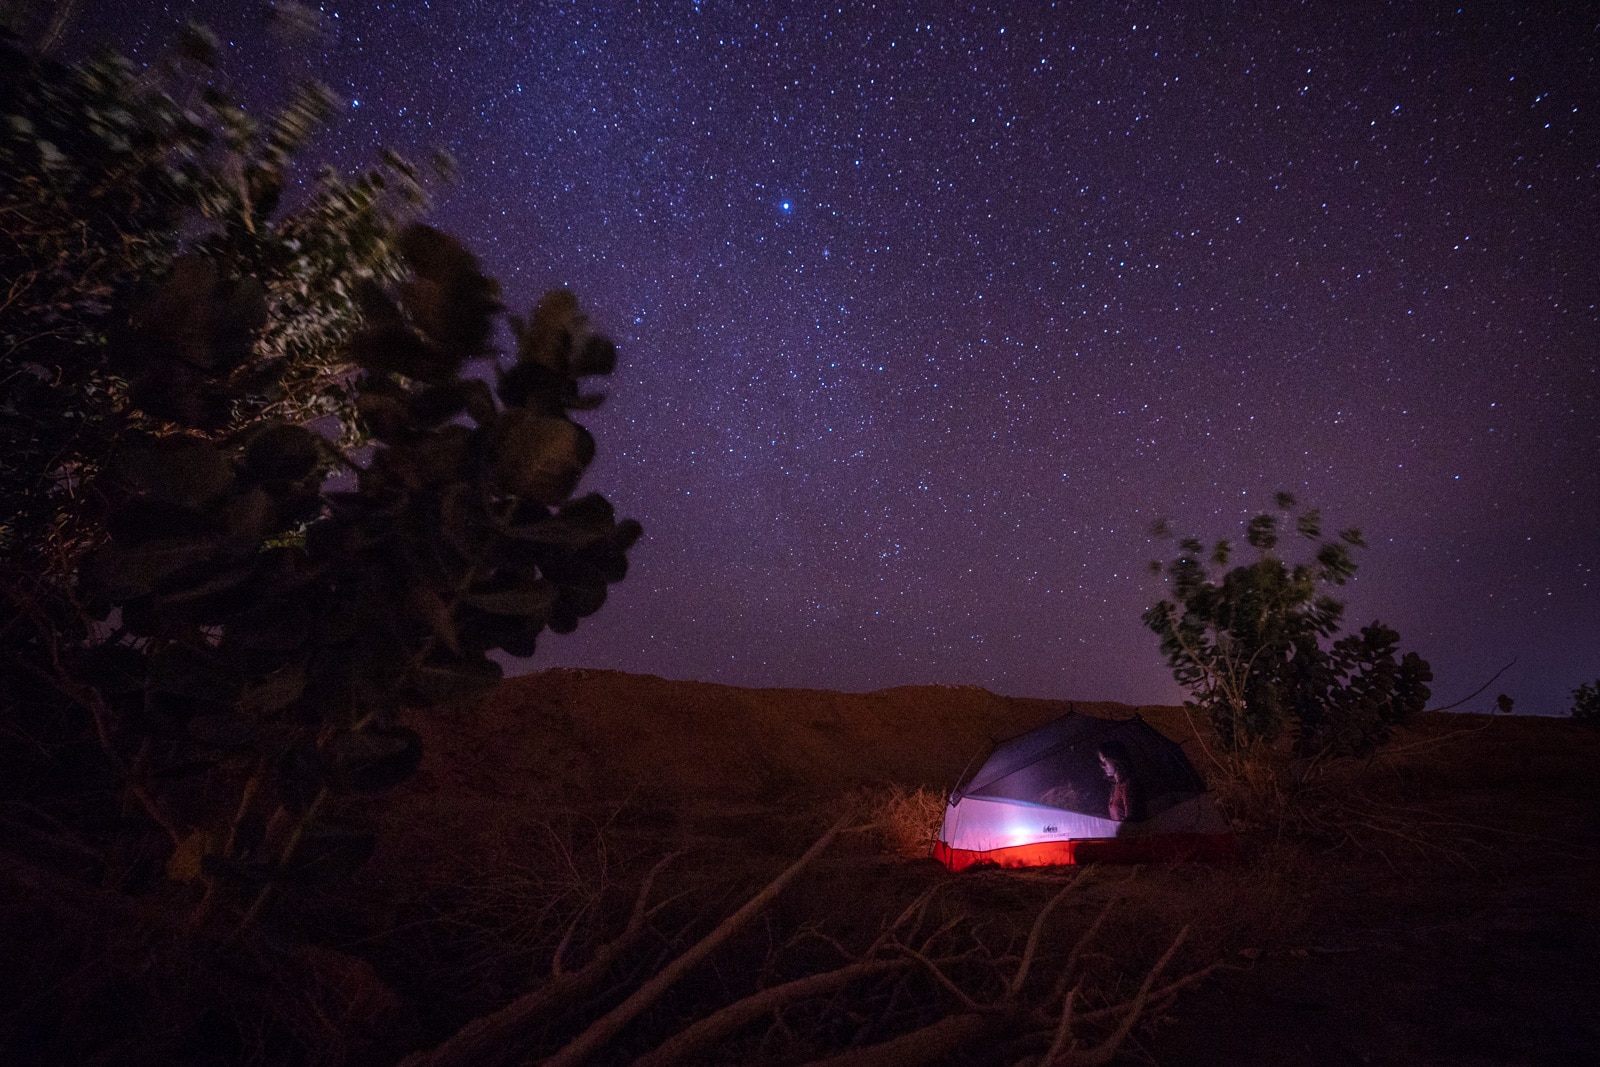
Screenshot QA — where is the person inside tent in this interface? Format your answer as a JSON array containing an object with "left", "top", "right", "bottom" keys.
[{"left": 1097, "top": 740, "right": 1144, "bottom": 822}]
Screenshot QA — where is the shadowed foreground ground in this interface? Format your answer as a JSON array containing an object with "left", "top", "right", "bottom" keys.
[
  {"left": 1145, "top": 716, "right": 1600, "bottom": 1066},
  {"left": 5, "top": 669, "right": 1592, "bottom": 1064},
  {"left": 381, "top": 669, "right": 1600, "bottom": 1066}
]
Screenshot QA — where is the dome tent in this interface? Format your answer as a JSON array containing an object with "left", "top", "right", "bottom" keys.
[{"left": 935, "top": 712, "right": 1235, "bottom": 871}]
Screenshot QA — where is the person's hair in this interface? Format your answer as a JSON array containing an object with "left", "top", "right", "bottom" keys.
[{"left": 1096, "top": 739, "right": 1132, "bottom": 778}]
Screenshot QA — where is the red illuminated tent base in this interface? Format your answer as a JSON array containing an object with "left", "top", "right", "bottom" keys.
[{"left": 934, "top": 832, "right": 1237, "bottom": 872}]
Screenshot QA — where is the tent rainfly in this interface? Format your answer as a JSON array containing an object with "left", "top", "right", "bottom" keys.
[{"left": 935, "top": 712, "right": 1235, "bottom": 871}]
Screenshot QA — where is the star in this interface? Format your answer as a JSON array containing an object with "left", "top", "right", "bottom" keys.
[{"left": 64, "top": 0, "right": 1600, "bottom": 715}]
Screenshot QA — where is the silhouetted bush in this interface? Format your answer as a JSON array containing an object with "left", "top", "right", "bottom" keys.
[
  {"left": 1572, "top": 681, "right": 1600, "bottom": 726},
  {"left": 1143, "top": 493, "right": 1431, "bottom": 757},
  {"left": 0, "top": 24, "right": 639, "bottom": 942}
]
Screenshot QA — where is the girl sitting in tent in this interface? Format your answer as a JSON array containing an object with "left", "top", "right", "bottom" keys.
[{"left": 1097, "top": 740, "right": 1144, "bottom": 822}]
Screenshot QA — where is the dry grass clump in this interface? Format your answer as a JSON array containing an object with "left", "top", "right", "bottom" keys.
[
  {"left": 1206, "top": 741, "right": 1407, "bottom": 850},
  {"left": 1197, "top": 722, "right": 1518, "bottom": 866},
  {"left": 862, "top": 785, "right": 946, "bottom": 858},
  {"left": 1201, "top": 742, "right": 1308, "bottom": 835}
]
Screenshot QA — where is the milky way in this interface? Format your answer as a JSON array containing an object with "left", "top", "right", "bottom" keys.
[{"left": 70, "top": 2, "right": 1599, "bottom": 712}]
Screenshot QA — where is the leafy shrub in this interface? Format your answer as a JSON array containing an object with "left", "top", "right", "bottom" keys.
[
  {"left": 0, "top": 24, "right": 434, "bottom": 571},
  {"left": 1143, "top": 494, "right": 1431, "bottom": 757},
  {"left": 75, "top": 232, "right": 639, "bottom": 928},
  {"left": 0, "top": 28, "right": 639, "bottom": 932},
  {"left": 1572, "top": 681, "right": 1600, "bottom": 725}
]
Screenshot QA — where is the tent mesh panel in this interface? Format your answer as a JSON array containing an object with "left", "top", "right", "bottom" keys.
[{"left": 958, "top": 715, "right": 1204, "bottom": 820}]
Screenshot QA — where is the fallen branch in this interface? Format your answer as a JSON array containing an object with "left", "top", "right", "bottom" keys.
[
  {"left": 796, "top": 871, "right": 1101, "bottom": 1067},
  {"left": 1010, "top": 872, "right": 1093, "bottom": 998},
  {"left": 632, "top": 958, "right": 908, "bottom": 1067},
  {"left": 799, "top": 1010, "right": 1004, "bottom": 1067},
  {"left": 541, "top": 817, "right": 853, "bottom": 1067},
  {"left": 398, "top": 851, "right": 681, "bottom": 1067},
  {"left": 1035, "top": 924, "right": 1189, "bottom": 1066},
  {"left": 1044, "top": 986, "right": 1080, "bottom": 1065},
  {"left": 1046, "top": 897, "right": 1116, "bottom": 1007},
  {"left": 1069, "top": 958, "right": 1222, "bottom": 1026}
]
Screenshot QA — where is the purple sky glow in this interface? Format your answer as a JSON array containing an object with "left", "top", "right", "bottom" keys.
[{"left": 73, "top": 2, "right": 1598, "bottom": 714}]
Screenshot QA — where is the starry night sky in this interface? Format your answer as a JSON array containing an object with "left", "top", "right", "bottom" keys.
[{"left": 69, "top": 2, "right": 1598, "bottom": 713}]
